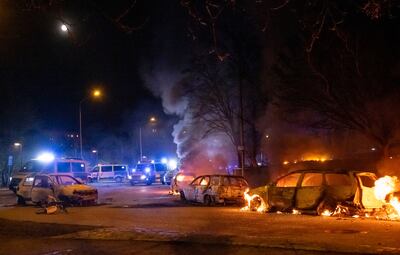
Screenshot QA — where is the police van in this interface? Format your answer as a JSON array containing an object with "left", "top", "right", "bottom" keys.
[
  {"left": 88, "top": 164, "right": 129, "bottom": 183},
  {"left": 9, "top": 157, "right": 88, "bottom": 193}
]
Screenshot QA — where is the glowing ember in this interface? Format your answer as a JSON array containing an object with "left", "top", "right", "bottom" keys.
[
  {"left": 321, "top": 209, "right": 332, "bottom": 216},
  {"left": 292, "top": 209, "right": 301, "bottom": 215},
  {"left": 241, "top": 189, "right": 267, "bottom": 213}
]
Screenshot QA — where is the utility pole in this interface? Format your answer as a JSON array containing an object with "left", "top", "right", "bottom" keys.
[
  {"left": 139, "top": 127, "right": 143, "bottom": 161},
  {"left": 239, "top": 75, "right": 245, "bottom": 177}
]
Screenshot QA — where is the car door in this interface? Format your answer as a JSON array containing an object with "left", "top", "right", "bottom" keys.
[
  {"left": 295, "top": 173, "right": 324, "bottom": 210},
  {"left": 186, "top": 177, "right": 202, "bottom": 201},
  {"left": 268, "top": 173, "right": 301, "bottom": 211},
  {"left": 18, "top": 176, "right": 35, "bottom": 199},
  {"left": 195, "top": 176, "right": 210, "bottom": 202},
  {"left": 100, "top": 166, "right": 113, "bottom": 180},
  {"left": 91, "top": 166, "right": 100, "bottom": 180},
  {"left": 31, "top": 175, "right": 55, "bottom": 203},
  {"left": 356, "top": 173, "right": 384, "bottom": 209}
]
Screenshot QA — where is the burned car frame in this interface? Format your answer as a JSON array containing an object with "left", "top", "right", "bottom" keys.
[
  {"left": 16, "top": 174, "right": 98, "bottom": 206},
  {"left": 180, "top": 174, "right": 249, "bottom": 205},
  {"left": 246, "top": 169, "right": 383, "bottom": 215}
]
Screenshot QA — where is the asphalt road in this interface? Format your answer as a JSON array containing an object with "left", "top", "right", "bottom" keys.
[{"left": 1, "top": 183, "right": 400, "bottom": 254}]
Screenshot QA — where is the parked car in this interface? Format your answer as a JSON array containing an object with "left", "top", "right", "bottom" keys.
[
  {"left": 246, "top": 169, "right": 384, "bottom": 215},
  {"left": 180, "top": 175, "right": 249, "bottom": 205},
  {"left": 130, "top": 162, "right": 168, "bottom": 185},
  {"left": 16, "top": 174, "right": 98, "bottom": 205},
  {"left": 9, "top": 158, "right": 88, "bottom": 193},
  {"left": 170, "top": 172, "right": 196, "bottom": 194},
  {"left": 163, "top": 169, "right": 178, "bottom": 185},
  {"left": 88, "top": 164, "right": 129, "bottom": 183}
]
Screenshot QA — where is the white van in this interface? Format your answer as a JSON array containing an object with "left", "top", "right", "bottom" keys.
[
  {"left": 9, "top": 158, "right": 88, "bottom": 193},
  {"left": 88, "top": 164, "right": 129, "bottom": 183}
]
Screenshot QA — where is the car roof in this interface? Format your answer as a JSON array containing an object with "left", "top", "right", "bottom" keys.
[
  {"left": 288, "top": 169, "right": 374, "bottom": 174},
  {"left": 195, "top": 174, "right": 245, "bottom": 178}
]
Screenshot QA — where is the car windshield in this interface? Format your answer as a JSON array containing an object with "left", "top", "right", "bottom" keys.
[
  {"left": 136, "top": 164, "right": 154, "bottom": 172},
  {"left": 20, "top": 160, "right": 53, "bottom": 173}
]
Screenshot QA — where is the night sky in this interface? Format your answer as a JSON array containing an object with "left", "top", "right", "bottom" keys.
[
  {"left": 0, "top": 0, "right": 191, "bottom": 162},
  {"left": 0, "top": 0, "right": 186, "bottom": 131}
]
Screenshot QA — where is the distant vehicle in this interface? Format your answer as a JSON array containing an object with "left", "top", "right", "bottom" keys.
[
  {"left": 163, "top": 169, "right": 178, "bottom": 185},
  {"left": 246, "top": 169, "right": 384, "bottom": 215},
  {"left": 16, "top": 174, "right": 98, "bottom": 206},
  {"left": 130, "top": 162, "right": 168, "bottom": 185},
  {"left": 180, "top": 175, "right": 249, "bottom": 205},
  {"left": 171, "top": 172, "right": 196, "bottom": 195},
  {"left": 9, "top": 158, "right": 88, "bottom": 193},
  {"left": 88, "top": 164, "right": 129, "bottom": 183}
]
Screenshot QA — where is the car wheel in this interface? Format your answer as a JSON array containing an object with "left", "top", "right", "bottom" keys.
[
  {"left": 146, "top": 180, "right": 152, "bottom": 186},
  {"left": 316, "top": 197, "right": 337, "bottom": 216},
  {"left": 115, "top": 177, "right": 123, "bottom": 183},
  {"left": 130, "top": 181, "right": 135, "bottom": 186},
  {"left": 203, "top": 195, "right": 213, "bottom": 206},
  {"left": 180, "top": 191, "right": 186, "bottom": 201},
  {"left": 16, "top": 195, "right": 26, "bottom": 206}
]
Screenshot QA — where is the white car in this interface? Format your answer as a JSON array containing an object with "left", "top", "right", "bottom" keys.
[
  {"left": 180, "top": 175, "right": 249, "bottom": 205},
  {"left": 16, "top": 174, "right": 98, "bottom": 205}
]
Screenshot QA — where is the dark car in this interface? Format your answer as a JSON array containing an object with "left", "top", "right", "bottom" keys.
[
  {"left": 246, "top": 169, "right": 383, "bottom": 215},
  {"left": 130, "top": 162, "right": 168, "bottom": 185}
]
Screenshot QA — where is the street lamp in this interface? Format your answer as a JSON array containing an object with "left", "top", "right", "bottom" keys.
[
  {"left": 13, "top": 143, "right": 23, "bottom": 168},
  {"left": 139, "top": 116, "right": 157, "bottom": 161},
  {"left": 61, "top": 24, "right": 68, "bottom": 32},
  {"left": 79, "top": 89, "right": 102, "bottom": 159}
]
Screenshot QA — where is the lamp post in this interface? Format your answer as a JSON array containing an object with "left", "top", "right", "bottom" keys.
[
  {"left": 13, "top": 142, "right": 23, "bottom": 169},
  {"left": 139, "top": 116, "right": 157, "bottom": 161},
  {"left": 79, "top": 89, "right": 102, "bottom": 159}
]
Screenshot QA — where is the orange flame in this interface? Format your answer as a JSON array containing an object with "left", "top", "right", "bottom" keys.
[
  {"left": 241, "top": 189, "right": 267, "bottom": 213},
  {"left": 374, "top": 176, "right": 400, "bottom": 220}
]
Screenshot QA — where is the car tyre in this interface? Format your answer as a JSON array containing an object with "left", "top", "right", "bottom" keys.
[
  {"left": 180, "top": 191, "right": 186, "bottom": 201},
  {"left": 16, "top": 195, "right": 26, "bottom": 206},
  {"left": 204, "top": 195, "right": 213, "bottom": 206},
  {"left": 115, "top": 177, "right": 123, "bottom": 183},
  {"left": 316, "top": 196, "right": 337, "bottom": 216}
]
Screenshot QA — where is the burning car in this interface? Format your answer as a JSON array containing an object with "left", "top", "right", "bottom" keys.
[
  {"left": 244, "top": 169, "right": 384, "bottom": 215},
  {"left": 16, "top": 174, "right": 98, "bottom": 206},
  {"left": 180, "top": 174, "right": 249, "bottom": 205}
]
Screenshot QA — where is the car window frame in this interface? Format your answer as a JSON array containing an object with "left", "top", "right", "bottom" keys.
[
  {"left": 275, "top": 173, "right": 301, "bottom": 188},
  {"left": 325, "top": 173, "right": 352, "bottom": 186},
  {"left": 191, "top": 176, "right": 203, "bottom": 186},
  {"left": 300, "top": 173, "right": 324, "bottom": 187}
]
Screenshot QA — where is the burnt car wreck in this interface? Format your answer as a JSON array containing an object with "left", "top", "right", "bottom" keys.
[{"left": 245, "top": 169, "right": 384, "bottom": 215}]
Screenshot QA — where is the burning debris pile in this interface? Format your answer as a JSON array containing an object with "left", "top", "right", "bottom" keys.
[{"left": 241, "top": 189, "right": 267, "bottom": 213}]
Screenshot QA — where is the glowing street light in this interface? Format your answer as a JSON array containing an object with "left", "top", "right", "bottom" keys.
[
  {"left": 149, "top": 116, "right": 156, "bottom": 122},
  {"left": 93, "top": 89, "right": 102, "bottom": 98},
  {"left": 61, "top": 24, "right": 68, "bottom": 32},
  {"left": 13, "top": 142, "right": 23, "bottom": 168},
  {"left": 79, "top": 88, "right": 103, "bottom": 159}
]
